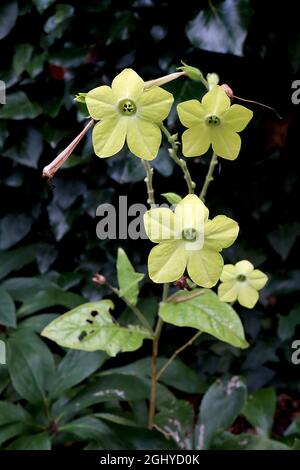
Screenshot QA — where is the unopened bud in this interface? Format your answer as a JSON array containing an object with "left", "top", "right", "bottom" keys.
[
  {"left": 221, "top": 84, "right": 234, "bottom": 100},
  {"left": 174, "top": 276, "right": 192, "bottom": 291},
  {"left": 92, "top": 273, "right": 107, "bottom": 285}
]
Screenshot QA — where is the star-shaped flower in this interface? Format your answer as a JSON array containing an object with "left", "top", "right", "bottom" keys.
[
  {"left": 177, "top": 85, "right": 253, "bottom": 160},
  {"left": 143, "top": 194, "right": 239, "bottom": 287},
  {"left": 218, "top": 260, "right": 268, "bottom": 308},
  {"left": 85, "top": 68, "right": 174, "bottom": 160}
]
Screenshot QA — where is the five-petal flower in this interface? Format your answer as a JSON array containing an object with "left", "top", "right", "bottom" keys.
[
  {"left": 143, "top": 194, "right": 239, "bottom": 287},
  {"left": 218, "top": 260, "right": 268, "bottom": 308},
  {"left": 177, "top": 85, "right": 253, "bottom": 160},
  {"left": 85, "top": 68, "right": 174, "bottom": 160}
]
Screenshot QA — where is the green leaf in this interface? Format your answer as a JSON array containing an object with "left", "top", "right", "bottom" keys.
[
  {"left": 155, "top": 399, "right": 194, "bottom": 449},
  {"left": 41, "top": 300, "right": 151, "bottom": 356},
  {"left": 8, "top": 433, "right": 51, "bottom": 450},
  {"left": 0, "top": 1, "right": 18, "bottom": 40},
  {"left": 48, "top": 350, "right": 107, "bottom": 398},
  {"left": 212, "top": 432, "right": 290, "bottom": 450},
  {"left": 159, "top": 290, "right": 248, "bottom": 349},
  {"left": 243, "top": 388, "right": 276, "bottom": 436},
  {"left": 17, "top": 287, "right": 83, "bottom": 317},
  {"left": 278, "top": 306, "right": 300, "bottom": 340},
  {"left": 0, "top": 423, "right": 28, "bottom": 447},
  {"left": 13, "top": 43, "right": 34, "bottom": 76},
  {"left": 196, "top": 376, "right": 247, "bottom": 449},
  {"left": 0, "top": 287, "right": 16, "bottom": 327},
  {"left": 0, "top": 213, "right": 32, "bottom": 250},
  {"left": 33, "top": 0, "right": 55, "bottom": 14},
  {"left": 3, "top": 126, "right": 43, "bottom": 168},
  {"left": 62, "top": 416, "right": 111, "bottom": 441},
  {"left": 19, "top": 313, "right": 58, "bottom": 333},
  {"left": 0, "top": 245, "right": 37, "bottom": 280},
  {"left": 117, "top": 248, "right": 144, "bottom": 306},
  {"left": 7, "top": 330, "right": 55, "bottom": 403},
  {"left": 61, "top": 374, "right": 150, "bottom": 418},
  {"left": 161, "top": 192, "right": 182, "bottom": 205},
  {"left": 0, "top": 401, "right": 29, "bottom": 426},
  {"left": 267, "top": 223, "right": 300, "bottom": 260},
  {"left": 0, "top": 91, "right": 42, "bottom": 120}
]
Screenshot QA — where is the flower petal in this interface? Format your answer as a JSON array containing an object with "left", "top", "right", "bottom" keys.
[
  {"left": 235, "top": 260, "right": 254, "bottom": 276},
  {"left": 218, "top": 280, "right": 239, "bottom": 302},
  {"left": 144, "top": 208, "right": 174, "bottom": 243},
  {"left": 174, "top": 194, "right": 209, "bottom": 236},
  {"left": 237, "top": 284, "right": 259, "bottom": 309},
  {"left": 222, "top": 104, "right": 253, "bottom": 132},
  {"left": 148, "top": 241, "right": 187, "bottom": 283},
  {"left": 205, "top": 215, "right": 239, "bottom": 251},
  {"left": 220, "top": 264, "right": 237, "bottom": 282},
  {"left": 247, "top": 269, "right": 268, "bottom": 290},
  {"left": 202, "top": 85, "right": 231, "bottom": 115},
  {"left": 92, "top": 118, "right": 127, "bottom": 158},
  {"left": 187, "top": 247, "right": 224, "bottom": 287},
  {"left": 177, "top": 99, "right": 206, "bottom": 128},
  {"left": 112, "top": 68, "right": 144, "bottom": 101},
  {"left": 210, "top": 127, "right": 241, "bottom": 160},
  {"left": 181, "top": 124, "right": 211, "bottom": 157},
  {"left": 138, "top": 86, "right": 174, "bottom": 122},
  {"left": 126, "top": 119, "right": 161, "bottom": 160},
  {"left": 86, "top": 85, "right": 117, "bottom": 120}
]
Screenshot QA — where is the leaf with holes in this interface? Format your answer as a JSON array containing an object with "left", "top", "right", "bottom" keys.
[{"left": 41, "top": 300, "right": 152, "bottom": 356}]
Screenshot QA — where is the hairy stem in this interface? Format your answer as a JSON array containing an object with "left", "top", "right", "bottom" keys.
[
  {"left": 106, "top": 282, "right": 153, "bottom": 334},
  {"left": 156, "top": 331, "right": 202, "bottom": 381},
  {"left": 142, "top": 160, "right": 155, "bottom": 206},
  {"left": 199, "top": 152, "right": 218, "bottom": 202},
  {"left": 160, "top": 123, "right": 196, "bottom": 194},
  {"left": 148, "top": 283, "right": 169, "bottom": 429}
]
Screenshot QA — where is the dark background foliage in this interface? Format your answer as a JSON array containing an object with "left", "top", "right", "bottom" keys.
[{"left": 1, "top": 0, "right": 300, "bottom": 450}]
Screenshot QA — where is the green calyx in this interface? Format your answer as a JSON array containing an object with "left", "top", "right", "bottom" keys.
[
  {"left": 118, "top": 99, "right": 137, "bottom": 116},
  {"left": 205, "top": 114, "right": 221, "bottom": 126}
]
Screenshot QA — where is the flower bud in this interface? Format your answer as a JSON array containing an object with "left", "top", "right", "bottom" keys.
[
  {"left": 92, "top": 273, "right": 107, "bottom": 285},
  {"left": 221, "top": 83, "right": 234, "bottom": 99}
]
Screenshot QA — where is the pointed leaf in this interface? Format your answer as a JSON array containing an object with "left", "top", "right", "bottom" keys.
[
  {"left": 117, "top": 248, "right": 144, "bottom": 306},
  {"left": 159, "top": 289, "right": 248, "bottom": 349}
]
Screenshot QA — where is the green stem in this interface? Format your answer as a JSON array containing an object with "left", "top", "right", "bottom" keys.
[
  {"left": 156, "top": 331, "right": 202, "bottom": 381},
  {"left": 148, "top": 283, "right": 169, "bottom": 429},
  {"left": 160, "top": 123, "right": 196, "bottom": 194},
  {"left": 142, "top": 160, "right": 155, "bottom": 206},
  {"left": 199, "top": 152, "right": 218, "bottom": 202},
  {"left": 107, "top": 282, "right": 153, "bottom": 334}
]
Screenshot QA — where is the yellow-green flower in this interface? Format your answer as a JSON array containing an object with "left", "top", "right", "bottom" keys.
[
  {"left": 177, "top": 85, "right": 253, "bottom": 160},
  {"left": 143, "top": 194, "right": 239, "bottom": 287},
  {"left": 85, "top": 68, "right": 174, "bottom": 160},
  {"left": 218, "top": 260, "right": 268, "bottom": 309}
]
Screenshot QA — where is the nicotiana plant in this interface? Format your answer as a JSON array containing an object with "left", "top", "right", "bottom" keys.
[{"left": 41, "top": 64, "right": 268, "bottom": 432}]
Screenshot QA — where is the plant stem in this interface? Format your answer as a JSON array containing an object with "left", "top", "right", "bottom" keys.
[
  {"left": 160, "top": 123, "right": 196, "bottom": 194},
  {"left": 199, "top": 152, "right": 218, "bottom": 202},
  {"left": 106, "top": 282, "right": 153, "bottom": 334},
  {"left": 142, "top": 160, "right": 155, "bottom": 206},
  {"left": 156, "top": 331, "right": 202, "bottom": 381},
  {"left": 148, "top": 283, "right": 169, "bottom": 429}
]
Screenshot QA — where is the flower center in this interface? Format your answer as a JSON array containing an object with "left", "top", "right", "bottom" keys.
[
  {"left": 205, "top": 114, "right": 221, "bottom": 126},
  {"left": 118, "top": 99, "right": 137, "bottom": 116},
  {"left": 182, "top": 228, "right": 198, "bottom": 241},
  {"left": 237, "top": 274, "right": 247, "bottom": 282}
]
